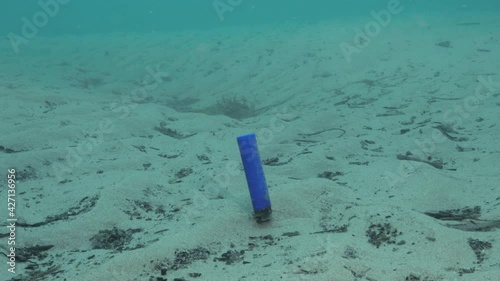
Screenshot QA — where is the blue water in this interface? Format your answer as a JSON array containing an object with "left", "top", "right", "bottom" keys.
[{"left": 2, "top": 0, "right": 499, "bottom": 36}]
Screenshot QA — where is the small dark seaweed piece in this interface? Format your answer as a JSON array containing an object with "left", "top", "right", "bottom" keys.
[
  {"left": 436, "top": 41, "right": 452, "bottom": 48},
  {"left": 424, "top": 206, "right": 481, "bottom": 221},
  {"left": 396, "top": 153, "right": 443, "bottom": 169},
  {"left": 434, "top": 124, "right": 468, "bottom": 142}
]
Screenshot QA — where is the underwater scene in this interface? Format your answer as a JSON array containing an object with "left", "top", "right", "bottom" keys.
[{"left": 0, "top": 0, "right": 499, "bottom": 280}]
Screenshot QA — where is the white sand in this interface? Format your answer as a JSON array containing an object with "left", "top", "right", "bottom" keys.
[{"left": 0, "top": 12, "right": 499, "bottom": 281}]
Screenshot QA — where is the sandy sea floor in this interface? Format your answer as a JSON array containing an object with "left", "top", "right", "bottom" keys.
[{"left": 0, "top": 11, "right": 499, "bottom": 281}]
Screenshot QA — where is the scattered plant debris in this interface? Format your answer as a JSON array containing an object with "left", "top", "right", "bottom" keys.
[
  {"left": 342, "top": 246, "right": 358, "bottom": 259},
  {"left": 197, "top": 154, "right": 210, "bottom": 164},
  {"left": 366, "top": 223, "right": 404, "bottom": 248},
  {"left": 403, "top": 274, "right": 435, "bottom": 281},
  {"left": 169, "top": 167, "right": 193, "bottom": 184},
  {"left": 317, "top": 171, "right": 344, "bottom": 181},
  {"left": 10, "top": 265, "right": 63, "bottom": 281},
  {"left": 175, "top": 167, "right": 193, "bottom": 179},
  {"left": 214, "top": 250, "right": 245, "bottom": 265},
  {"left": 468, "top": 238, "right": 492, "bottom": 263},
  {"left": 122, "top": 199, "right": 175, "bottom": 221},
  {"left": 360, "top": 140, "right": 383, "bottom": 152},
  {"left": 424, "top": 206, "right": 481, "bottom": 221},
  {"left": 396, "top": 152, "right": 444, "bottom": 169},
  {"left": 0, "top": 145, "right": 19, "bottom": 153},
  {"left": 457, "top": 267, "right": 475, "bottom": 276},
  {"left": 263, "top": 156, "right": 291, "bottom": 166},
  {"left": 434, "top": 124, "right": 469, "bottom": 142},
  {"left": 436, "top": 41, "right": 452, "bottom": 48},
  {"left": 282, "top": 231, "right": 300, "bottom": 237},
  {"left": 17, "top": 195, "right": 99, "bottom": 227},
  {"left": 14, "top": 165, "right": 38, "bottom": 180},
  {"left": 311, "top": 224, "right": 348, "bottom": 234},
  {"left": 89, "top": 227, "right": 142, "bottom": 251},
  {"left": 448, "top": 220, "right": 500, "bottom": 232},
  {"left": 424, "top": 206, "right": 500, "bottom": 232}
]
